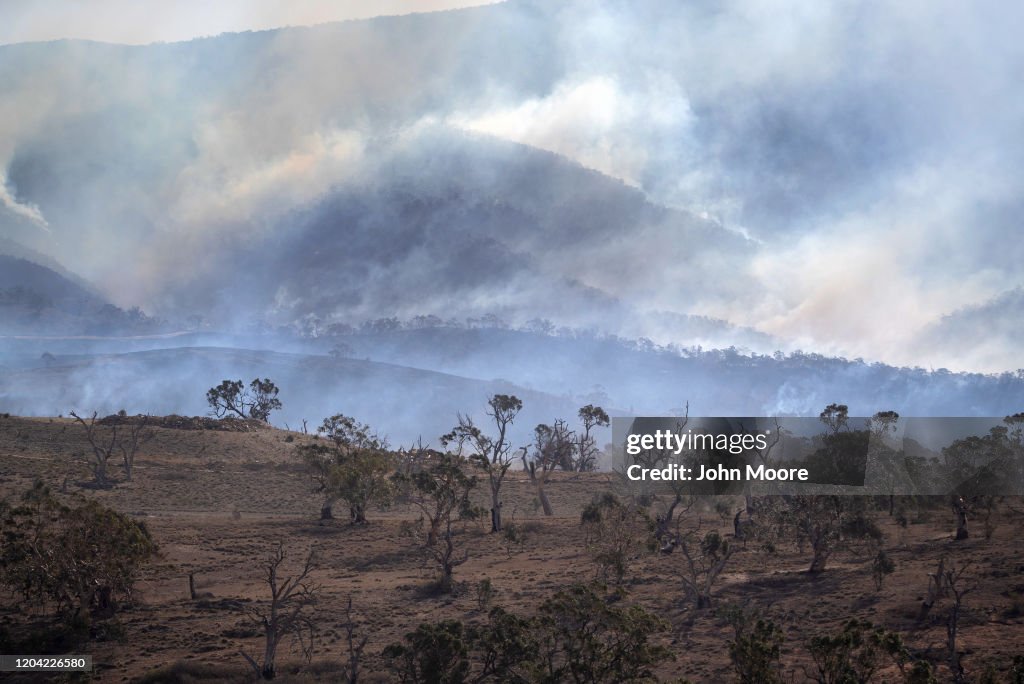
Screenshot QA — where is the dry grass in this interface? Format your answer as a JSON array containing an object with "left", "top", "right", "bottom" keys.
[{"left": 1, "top": 415, "right": 1022, "bottom": 682}]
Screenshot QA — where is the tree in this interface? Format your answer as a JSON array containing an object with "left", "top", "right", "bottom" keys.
[
  {"left": 759, "top": 495, "right": 881, "bottom": 573},
  {"left": 239, "top": 543, "right": 319, "bottom": 680},
  {"left": 69, "top": 410, "right": 113, "bottom": 486},
  {"left": 581, "top": 493, "right": 653, "bottom": 585},
  {"left": 523, "top": 420, "right": 575, "bottom": 516},
  {"left": 70, "top": 410, "right": 151, "bottom": 486},
  {"left": 326, "top": 449, "right": 395, "bottom": 524},
  {"left": 944, "top": 562, "right": 976, "bottom": 684},
  {"left": 383, "top": 620, "right": 472, "bottom": 683},
  {"left": 806, "top": 619, "right": 913, "bottom": 684},
  {"left": 941, "top": 422, "right": 1019, "bottom": 539},
  {"left": 729, "top": 614, "right": 782, "bottom": 684},
  {"left": 206, "top": 378, "right": 282, "bottom": 422},
  {"left": 866, "top": 411, "right": 904, "bottom": 516},
  {"left": 749, "top": 404, "right": 882, "bottom": 573},
  {"left": 0, "top": 481, "right": 157, "bottom": 621},
  {"left": 674, "top": 528, "right": 736, "bottom": 609},
  {"left": 397, "top": 453, "right": 479, "bottom": 593},
  {"left": 531, "top": 583, "right": 672, "bottom": 683},
  {"left": 441, "top": 394, "right": 522, "bottom": 532},
  {"left": 738, "top": 416, "right": 782, "bottom": 515},
  {"left": 819, "top": 403, "right": 850, "bottom": 434},
  {"left": 339, "top": 596, "right": 368, "bottom": 684},
  {"left": 574, "top": 404, "right": 610, "bottom": 472},
  {"left": 298, "top": 414, "right": 391, "bottom": 522},
  {"left": 382, "top": 583, "right": 671, "bottom": 683}
]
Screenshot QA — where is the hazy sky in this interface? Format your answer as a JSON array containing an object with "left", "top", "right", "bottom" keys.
[
  {"left": 0, "top": 0, "right": 501, "bottom": 46},
  {"left": 2, "top": 0, "right": 1021, "bottom": 373}
]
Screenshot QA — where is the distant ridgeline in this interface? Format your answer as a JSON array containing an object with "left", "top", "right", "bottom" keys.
[{"left": 0, "top": 255, "right": 163, "bottom": 336}]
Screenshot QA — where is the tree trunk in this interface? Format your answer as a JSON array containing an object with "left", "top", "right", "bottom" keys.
[
  {"left": 955, "top": 509, "right": 969, "bottom": 540},
  {"left": 94, "top": 458, "right": 108, "bottom": 485},
  {"left": 917, "top": 557, "right": 947, "bottom": 622},
  {"left": 320, "top": 495, "right": 338, "bottom": 520},
  {"left": 351, "top": 504, "right": 367, "bottom": 524},
  {"left": 490, "top": 487, "right": 502, "bottom": 532},
  {"left": 537, "top": 483, "right": 553, "bottom": 516},
  {"left": 809, "top": 534, "right": 829, "bottom": 573},
  {"left": 262, "top": 630, "right": 279, "bottom": 680},
  {"left": 948, "top": 602, "right": 964, "bottom": 683}
]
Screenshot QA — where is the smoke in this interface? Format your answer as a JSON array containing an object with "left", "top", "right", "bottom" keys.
[
  {"left": 1, "top": 0, "right": 1022, "bottom": 371},
  {"left": 0, "top": 1, "right": 505, "bottom": 46},
  {"left": 0, "top": 179, "right": 48, "bottom": 229}
]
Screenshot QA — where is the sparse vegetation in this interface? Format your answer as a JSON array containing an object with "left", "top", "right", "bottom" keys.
[{"left": 0, "top": 413, "right": 1021, "bottom": 681}]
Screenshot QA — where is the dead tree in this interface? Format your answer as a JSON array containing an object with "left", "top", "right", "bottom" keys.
[
  {"left": 118, "top": 414, "right": 151, "bottom": 481},
  {"left": 70, "top": 411, "right": 116, "bottom": 486},
  {"left": 945, "top": 562, "right": 976, "bottom": 684},
  {"left": 69, "top": 411, "right": 151, "bottom": 484},
  {"left": 340, "top": 596, "right": 367, "bottom": 684},
  {"left": 239, "top": 544, "right": 319, "bottom": 680},
  {"left": 916, "top": 556, "right": 948, "bottom": 622}
]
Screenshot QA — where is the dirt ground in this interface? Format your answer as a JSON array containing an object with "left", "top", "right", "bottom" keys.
[{"left": 1, "top": 415, "right": 1022, "bottom": 682}]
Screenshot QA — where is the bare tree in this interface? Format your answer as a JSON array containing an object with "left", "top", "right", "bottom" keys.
[
  {"left": 69, "top": 411, "right": 153, "bottom": 484},
  {"left": 340, "top": 596, "right": 367, "bottom": 684},
  {"left": 70, "top": 411, "right": 115, "bottom": 486},
  {"left": 441, "top": 394, "right": 522, "bottom": 532},
  {"left": 117, "top": 414, "right": 151, "bottom": 481},
  {"left": 239, "top": 543, "right": 319, "bottom": 680},
  {"left": 916, "top": 556, "right": 948, "bottom": 622},
  {"left": 945, "top": 562, "right": 976, "bottom": 684}
]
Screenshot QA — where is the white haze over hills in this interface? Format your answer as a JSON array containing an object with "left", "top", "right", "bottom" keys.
[{"left": 0, "top": 0, "right": 1022, "bottom": 436}]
